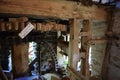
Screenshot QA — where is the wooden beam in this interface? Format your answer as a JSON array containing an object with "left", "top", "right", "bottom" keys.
[
  {"left": 12, "top": 43, "right": 29, "bottom": 78},
  {"left": 68, "top": 19, "right": 80, "bottom": 70},
  {"left": 68, "top": 18, "right": 80, "bottom": 80},
  {"left": 0, "top": 21, "right": 67, "bottom": 31},
  {"left": 90, "top": 39, "right": 107, "bottom": 44},
  {"left": 9, "top": 17, "right": 28, "bottom": 22},
  {"left": 101, "top": 9, "right": 113, "bottom": 80},
  {"left": 81, "top": 20, "right": 92, "bottom": 80},
  {"left": 79, "top": 32, "right": 88, "bottom": 36},
  {"left": 67, "top": 66, "right": 88, "bottom": 80},
  {"left": 0, "top": 0, "right": 107, "bottom": 20},
  {"left": 80, "top": 52, "right": 86, "bottom": 59}
]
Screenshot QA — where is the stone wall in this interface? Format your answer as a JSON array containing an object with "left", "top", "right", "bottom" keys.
[
  {"left": 108, "top": 10, "right": 120, "bottom": 80},
  {"left": 90, "top": 21, "right": 107, "bottom": 77}
]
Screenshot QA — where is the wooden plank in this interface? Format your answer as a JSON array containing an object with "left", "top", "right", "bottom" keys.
[
  {"left": 0, "top": 21, "right": 66, "bottom": 31},
  {"left": 0, "top": 0, "right": 107, "bottom": 20}
]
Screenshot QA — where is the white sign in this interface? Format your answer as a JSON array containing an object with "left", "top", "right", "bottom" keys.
[{"left": 18, "top": 22, "right": 34, "bottom": 39}]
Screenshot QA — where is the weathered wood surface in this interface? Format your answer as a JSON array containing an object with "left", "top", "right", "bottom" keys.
[
  {"left": 81, "top": 20, "right": 92, "bottom": 80},
  {"left": 79, "top": 32, "right": 88, "bottom": 36},
  {"left": 68, "top": 19, "right": 80, "bottom": 80},
  {"left": 67, "top": 66, "right": 88, "bottom": 80},
  {"left": 12, "top": 43, "right": 29, "bottom": 78},
  {"left": 90, "top": 39, "right": 107, "bottom": 44},
  {"left": 0, "top": 0, "right": 107, "bottom": 20},
  {"left": 0, "top": 21, "right": 66, "bottom": 31},
  {"left": 68, "top": 19, "right": 80, "bottom": 70}
]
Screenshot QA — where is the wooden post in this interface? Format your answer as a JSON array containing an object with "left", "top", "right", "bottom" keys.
[
  {"left": 68, "top": 19, "right": 80, "bottom": 80},
  {"left": 12, "top": 43, "right": 29, "bottom": 78},
  {"left": 81, "top": 20, "right": 92, "bottom": 80},
  {"left": 101, "top": 9, "right": 113, "bottom": 80}
]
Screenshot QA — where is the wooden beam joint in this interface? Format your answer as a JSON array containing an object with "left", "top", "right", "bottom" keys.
[
  {"left": 89, "top": 39, "right": 107, "bottom": 44},
  {"left": 79, "top": 32, "right": 88, "bottom": 36}
]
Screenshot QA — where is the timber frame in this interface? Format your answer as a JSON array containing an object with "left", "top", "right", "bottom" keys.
[{"left": 0, "top": 0, "right": 108, "bottom": 80}]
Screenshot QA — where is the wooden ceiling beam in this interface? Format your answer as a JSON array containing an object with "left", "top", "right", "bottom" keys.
[{"left": 0, "top": 0, "right": 107, "bottom": 20}]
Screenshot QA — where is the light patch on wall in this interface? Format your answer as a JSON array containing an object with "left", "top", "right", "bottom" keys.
[
  {"left": 89, "top": 46, "right": 92, "bottom": 71},
  {"left": 92, "top": 0, "right": 99, "bottom": 2},
  {"left": 116, "top": 2, "right": 120, "bottom": 8},
  {"left": 28, "top": 42, "right": 37, "bottom": 63},
  {"left": 92, "top": 0, "right": 111, "bottom": 3}
]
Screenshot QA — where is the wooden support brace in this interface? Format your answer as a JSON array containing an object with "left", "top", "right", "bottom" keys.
[
  {"left": 79, "top": 32, "right": 88, "bottom": 36},
  {"left": 90, "top": 39, "right": 107, "bottom": 44},
  {"left": 9, "top": 18, "right": 18, "bottom": 22},
  {"left": 80, "top": 52, "right": 86, "bottom": 59}
]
